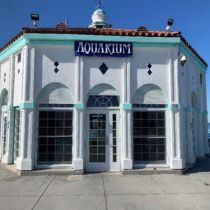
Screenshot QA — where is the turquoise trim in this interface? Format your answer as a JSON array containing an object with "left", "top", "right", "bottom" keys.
[
  {"left": 0, "top": 33, "right": 207, "bottom": 74},
  {"left": 134, "top": 43, "right": 178, "bottom": 48},
  {"left": 6, "top": 104, "right": 13, "bottom": 112},
  {"left": 0, "top": 37, "right": 27, "bottom": 62},
  {"left": 19, "top": 102, "right": 35, "bottom": 110},
  {"left": 24, "top": 33, "right": 181, "bottom": 44},
  {"left": 180, "top": 42, "right": 207, "bottom": 72},
  {"left": 29, "top": 40, "right": 74, "bottom": 46},
  {"left": 167, "top": 104, "right": 173, "bottom": 111},
  {"left": 166, "top": 103, "right": 206, "bottom": 114},
  {"left": 74, "top": 103, "right": 85, "bottom": 110},
  {"left": 30, "top": 40, "right": 177, "bottom": 49},
  {"left": 120, "top": 103, "right": 132, "bottom": 110}
]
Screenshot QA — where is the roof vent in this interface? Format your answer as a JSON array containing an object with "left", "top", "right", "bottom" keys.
[
  {"left": 137, "top": 26, "right": 148, "bottom": 32},
  {"left": 56, "top": 22, "right": 68, "bottom": 30}
]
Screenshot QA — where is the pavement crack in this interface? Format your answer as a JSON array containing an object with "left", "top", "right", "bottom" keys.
[
  {"left": 150, "top": 176, "right": 166, "bottom": 194},
  {"left": 30, "top": 175, "right": 54, "bottom": 210},
  {"left": 102, "top": 175, "right": 108, "bottom": 210}
]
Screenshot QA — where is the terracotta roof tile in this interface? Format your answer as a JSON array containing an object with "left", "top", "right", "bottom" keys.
[{"left": 0, "top": 27, "right": 207, "bottom": 67}]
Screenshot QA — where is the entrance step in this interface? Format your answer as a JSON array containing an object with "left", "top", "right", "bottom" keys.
[
  {"left": 18, "top": 168, "right": 84, "bottom": 176},
  {"left": 123, "top": 168, "right": 185, "bottom": 175},
  {"left": 0, "top": 164, "right": 84, "bottom": 176}
]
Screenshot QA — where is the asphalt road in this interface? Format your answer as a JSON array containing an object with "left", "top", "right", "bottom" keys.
[{"left": 0, "top": 158, "right": 210, "bottom": 210}]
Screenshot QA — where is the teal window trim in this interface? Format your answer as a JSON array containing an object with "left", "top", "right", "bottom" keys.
[
  {"left": 74, "top": 103, "right": 85, "bottom": 110},
  {"left": 167, "top": 103, "right": 207, "bottom": 113},
  {"left": 19, "top": 102, "right": 35, "bottom": 110},
  {"left": 6, "top": 104, "right": 13, "bottom": 112},
  {"left": 120, "top": 103, "right": 132, "bottom": 110}
]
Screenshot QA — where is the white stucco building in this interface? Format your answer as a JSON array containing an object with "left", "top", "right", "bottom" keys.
[{"left": 0, "top": 8, "right": 209, "bottom": 174}]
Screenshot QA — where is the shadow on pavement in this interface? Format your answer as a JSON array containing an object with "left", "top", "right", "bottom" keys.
[{"left": 186, "top": 156, "right": 210, "bottom": 174}]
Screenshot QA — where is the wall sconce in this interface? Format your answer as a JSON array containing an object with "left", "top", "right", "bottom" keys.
[{"left": 179, "top": 54, "right": 187, "bottom": 66}]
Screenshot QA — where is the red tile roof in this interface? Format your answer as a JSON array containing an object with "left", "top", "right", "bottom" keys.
[{"left": 0, "top": 27, "right": 207, "bottom": 67}]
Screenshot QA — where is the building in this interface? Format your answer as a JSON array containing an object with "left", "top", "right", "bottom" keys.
[{"left": 0, "top": 7, "right": 209, "bottom": 173}]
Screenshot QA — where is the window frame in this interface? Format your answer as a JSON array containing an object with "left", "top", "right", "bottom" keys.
[
  {"left": 132, "top": 110, "right": 167, "bottom": 164},
  {"left": 35, "top": 105, "right": 74, "bottom": 168}
]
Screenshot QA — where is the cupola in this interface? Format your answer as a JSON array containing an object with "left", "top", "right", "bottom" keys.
[{"left": 89, "top": 4, "right": 111, "bottom": 28}]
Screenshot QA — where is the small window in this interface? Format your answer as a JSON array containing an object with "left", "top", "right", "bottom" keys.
[
  {"left": 87, "top": 95, "right": 119, "bottom": 107},
  {"left": 200, "top": 73, "right": 202, "bottom": 84},
  {"left": 17, "top": 53, "right": 21, "bottom": 63}
]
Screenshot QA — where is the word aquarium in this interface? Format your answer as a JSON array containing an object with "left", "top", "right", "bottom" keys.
[{"left": 75, "top": 41, "right": 133, "bottom": 57}]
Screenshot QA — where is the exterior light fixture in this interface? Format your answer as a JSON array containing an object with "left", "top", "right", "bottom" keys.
[
  {"left": 31, "top": 13, "right": 39, "bottom": 28},
  {"left": 179, "top": 54, "right": 187, "bottom": 66},
  {"left": 166, "top": 18, "right": 174, "bottom": 31}
]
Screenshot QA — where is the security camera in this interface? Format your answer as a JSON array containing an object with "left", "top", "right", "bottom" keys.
[{"left": 179, "top": 54, "right": 187, "bottom": 66}]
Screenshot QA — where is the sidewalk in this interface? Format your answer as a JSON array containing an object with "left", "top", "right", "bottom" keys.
[{"left": 0, "top": 158, "right": 210, "bottom": 210}]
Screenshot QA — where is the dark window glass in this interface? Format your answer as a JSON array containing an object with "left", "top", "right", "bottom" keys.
[
  {"left": 17, "top": 53, "right": 21, "bottom": 63},
  {"left": 87, "top": 95, "right": 119, "bottom": 107},
  {"left": 14, "top": 109, "right": 21, "bottom": 159},
  {"left": 89, "top": 114, "right": 106, "bottom": 163},
  {"left": 133, "top": 111, "right": 166, "bottom": 162},
  {"left": 38, "top": 111, "right": 73, "bottom": 164}
]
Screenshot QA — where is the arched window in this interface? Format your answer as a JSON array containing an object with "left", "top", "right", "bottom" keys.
[
  {"left": 37, "top": 83, "right": 74, "bottom": 164},
  {"left": 87, "top": 95, "right": 119, "bottom": 107}
]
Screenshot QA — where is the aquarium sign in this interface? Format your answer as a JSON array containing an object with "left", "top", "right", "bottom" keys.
[{"left": 75, "top": 41, "right": 133, "bottom": 57}]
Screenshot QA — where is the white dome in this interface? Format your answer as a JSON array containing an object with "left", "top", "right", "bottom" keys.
[
  {"left": 92, "top": 9, "right": 106, "bottom": 23},
  {"left": 89, "top": 8, "right": 111, "bottom": 28}
]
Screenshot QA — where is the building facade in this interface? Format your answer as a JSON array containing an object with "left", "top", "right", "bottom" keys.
[{"left": 0, "top": 9, "right": 209, "bottom": 173}]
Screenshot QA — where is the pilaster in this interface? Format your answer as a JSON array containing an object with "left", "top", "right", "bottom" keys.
[
  {"left": 16, "top": 46, "right": 35, "bottom": 170},
  {"left": 7, "top": 55, "right": 15, "bottom": 164},
  {"left": 169, "top": 49, "right": 185, "bottom": 169},
  {"left": 73, "top": 57, "right": 84, "bottom": 171},
  {"left": 121, "top": 58, "right": 132, "bottom": 170}
]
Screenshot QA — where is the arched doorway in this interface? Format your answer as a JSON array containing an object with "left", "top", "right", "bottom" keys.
[{"left": 85, "top": 84, "right": 120, "bottom": 172}]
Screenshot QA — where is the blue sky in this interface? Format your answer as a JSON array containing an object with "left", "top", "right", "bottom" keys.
[{"left": 0, "top": 0, "right": 210, "bottom": 120}]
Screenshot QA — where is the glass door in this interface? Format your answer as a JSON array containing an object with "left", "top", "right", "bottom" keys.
[
  {"left": 86, "top": 110, "right": 120, "bottom": 172},
  {"left": 86, "top": 112, "right": 108, "bottom": 172}
]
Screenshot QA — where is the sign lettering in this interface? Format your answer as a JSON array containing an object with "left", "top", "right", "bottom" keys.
[{"left": 75, "top": 41, "right": 133, "bottom": 57}]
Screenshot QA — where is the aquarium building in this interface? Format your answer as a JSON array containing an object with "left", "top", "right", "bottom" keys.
[{"left": 0, "top": 8, "right": 209, "bottom": 173}]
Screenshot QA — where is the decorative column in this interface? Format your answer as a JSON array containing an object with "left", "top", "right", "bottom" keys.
[
  {"left": 5, "top": 55, "right": 15, "bottom": 164},
  {"left": 169, "top": 49, "right": 185, "bottom": 169},
  {"left": 121, "top": 58, "right": 132, "bottom": 170},
  {"left": 73, "top": 56, "right": 84, "bottom": 171},
  {"left": 16, "top": 46, "right": 35, "bottom": 171}
]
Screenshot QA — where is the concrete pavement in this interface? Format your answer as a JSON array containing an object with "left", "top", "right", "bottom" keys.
[{"left": 0, "top": 159, "right": 210, "bottom": 210}]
